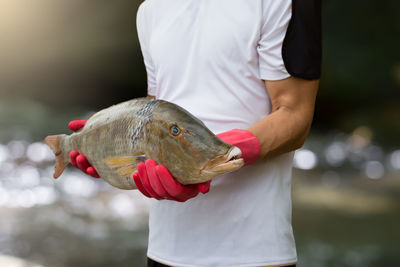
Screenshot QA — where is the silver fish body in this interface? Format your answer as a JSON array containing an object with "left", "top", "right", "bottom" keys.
[{"left": 45, "top": 98, "right": 244, "bottom": 189}]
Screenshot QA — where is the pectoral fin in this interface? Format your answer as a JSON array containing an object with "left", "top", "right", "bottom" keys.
[{"left": 103, "top": 155, "right": 147, "bottom": 177}]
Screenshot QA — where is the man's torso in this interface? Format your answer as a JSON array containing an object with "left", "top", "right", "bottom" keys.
[{"left": 138, "top": 1, "right": 297, "bottom": 266}]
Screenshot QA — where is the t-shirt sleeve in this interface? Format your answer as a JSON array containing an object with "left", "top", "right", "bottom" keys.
[
  {"left": 282, "top": 0, "right": 322, "bottom": 80},
  {"left": 258, "top": 0, "right": 322, "bottom": 81},
  {"left": 137, "top": 2, "right": 157, "bottom": 96},
  {"left": 258, "top": 0, "right": 292, "bottom": 81}
]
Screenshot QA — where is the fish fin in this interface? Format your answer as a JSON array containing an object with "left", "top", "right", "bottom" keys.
[
  {"left": 103, "top": 156, "right": 145, "bottom": 177},
  {"left": 44, "top": 135, "right": 69, "bottom": 179}
]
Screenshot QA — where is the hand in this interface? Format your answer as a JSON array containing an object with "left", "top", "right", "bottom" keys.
[
  {"left": 216, "top": 129, "right": 260, "bottom": 166},
  {"left": 133, "top": 159, "right": 211, "bottom": 202},
  {"left": 68, "top": 120, "right": 100, "bottom": 178}
]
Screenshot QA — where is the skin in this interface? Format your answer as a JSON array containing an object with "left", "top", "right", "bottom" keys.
[{"left": 248, "top": 77, "right": 319, "bottom": 160}]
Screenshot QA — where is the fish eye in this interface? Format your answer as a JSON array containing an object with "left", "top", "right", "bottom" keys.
[{"left": 170, "top": 125, "right": 181, "bottom": 136}]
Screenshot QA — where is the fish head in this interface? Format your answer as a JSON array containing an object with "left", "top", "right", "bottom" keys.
[{"left": 146, "top": 101, "right": 244, "bottom": 185}]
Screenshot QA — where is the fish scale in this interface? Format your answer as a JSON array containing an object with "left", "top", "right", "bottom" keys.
[
  {"left": 69, "top": 118, "right": 142, "bottom": 189},
  {"left": 45, "top": 98, "right": 244, "bottom": 190}
]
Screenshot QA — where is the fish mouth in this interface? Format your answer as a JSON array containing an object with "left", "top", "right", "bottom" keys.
[{"left": 201, "top": 146, "right": 244, "bottom": 177}]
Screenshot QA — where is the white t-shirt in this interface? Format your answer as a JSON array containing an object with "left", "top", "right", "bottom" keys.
[{"left": 137, "top": 1, "right": 296, "bottom": 266}]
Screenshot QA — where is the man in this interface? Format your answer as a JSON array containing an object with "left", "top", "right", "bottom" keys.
[{"left": 69, "top": 0, "right": 322, "bottom": 266}]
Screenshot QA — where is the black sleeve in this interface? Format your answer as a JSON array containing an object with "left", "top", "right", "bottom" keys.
[{"left": 282, "top": 0, "right": 322, "bottom": 80}]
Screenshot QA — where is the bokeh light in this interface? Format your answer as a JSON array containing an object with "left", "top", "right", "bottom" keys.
[
  {"left": 389, "top": 149, "right": 400, "bottom": 170},
  {"left": 294, "top": 149, "right": 318, "bottom": 170},
  {"left": 364, "top": 161, "right": 385, "bottom": 179},
  {"left": 324, "top": 141, "right": 347, "bottom": 167},
  {"left": 0, "top": 144, "right": 9, "bottom": 163},
  {"left": 26, "top": 142, "right": 54, "bottom": 162},
  {"left": 7, "top": 140, "right": 27, "bottom": 159}
]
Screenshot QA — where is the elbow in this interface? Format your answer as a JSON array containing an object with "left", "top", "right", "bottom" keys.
[
  {"left": 292, "top": 135, "right": 307, "bottom": 150},
  {"left": 292, "top": 121, "right": 312, "bottom": 150}
]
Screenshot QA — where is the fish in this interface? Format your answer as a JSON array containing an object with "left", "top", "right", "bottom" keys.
[{"left": 44, "top": 97, "right": 244, "bottom": 189}]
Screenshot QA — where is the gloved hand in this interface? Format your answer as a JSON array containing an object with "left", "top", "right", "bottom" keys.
[
  {"left": 133, "top": 128, "right": 260, "bottom": 202},
  {"left": 216, "top": 129, "right": 260, "bottom": 166},
  {"left": 68, "top": 120, "right": 100, "bottom": 178},
  {"left": 133, "top": 159, "right": 211, "bottom": 202}
]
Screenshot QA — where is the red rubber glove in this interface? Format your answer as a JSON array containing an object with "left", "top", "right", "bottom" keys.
[
  {"left": 68, "top": 120, "right": 100, "bottom": 178},
  {"left": 133, "top": 159, "right": 210, "bottom": 202},
  {"left": 216, "top": 129, "right": 261, "bottom": 166}
]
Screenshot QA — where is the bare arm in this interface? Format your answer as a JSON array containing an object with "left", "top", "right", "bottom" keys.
[{"left": 248, "top": 77, "right": 319, "bottom": 159}]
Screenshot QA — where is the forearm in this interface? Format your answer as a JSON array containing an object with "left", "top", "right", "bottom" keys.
[
  {"left": 248, "top": 104, "right": 314, "bottom": 159},
  {"left": 248, "top": 77, "right": 319, "bottom": 159}
]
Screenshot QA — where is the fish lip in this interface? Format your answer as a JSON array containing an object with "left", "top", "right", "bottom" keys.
[
  {"left": 201, "top": 146, "right": 244, "bottom": 175},
  {"left": 225, "top": 146, "right": 242, "bottom": 162}
]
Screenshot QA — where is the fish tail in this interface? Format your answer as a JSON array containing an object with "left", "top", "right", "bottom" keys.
[{"left": 44, "top": 134, "right": 69, "bottom": 179}]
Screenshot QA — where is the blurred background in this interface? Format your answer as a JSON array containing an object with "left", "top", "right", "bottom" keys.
[{"left": 0, "top": 0, "right": 399, "bottom": 266}]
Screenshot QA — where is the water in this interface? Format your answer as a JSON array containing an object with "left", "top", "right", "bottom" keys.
[
  {"left": 293, "top": 170, "right": 400, "bottom": 267},
  {"left": 0, "top": 163, "right": 149, "bottom": 267}
]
